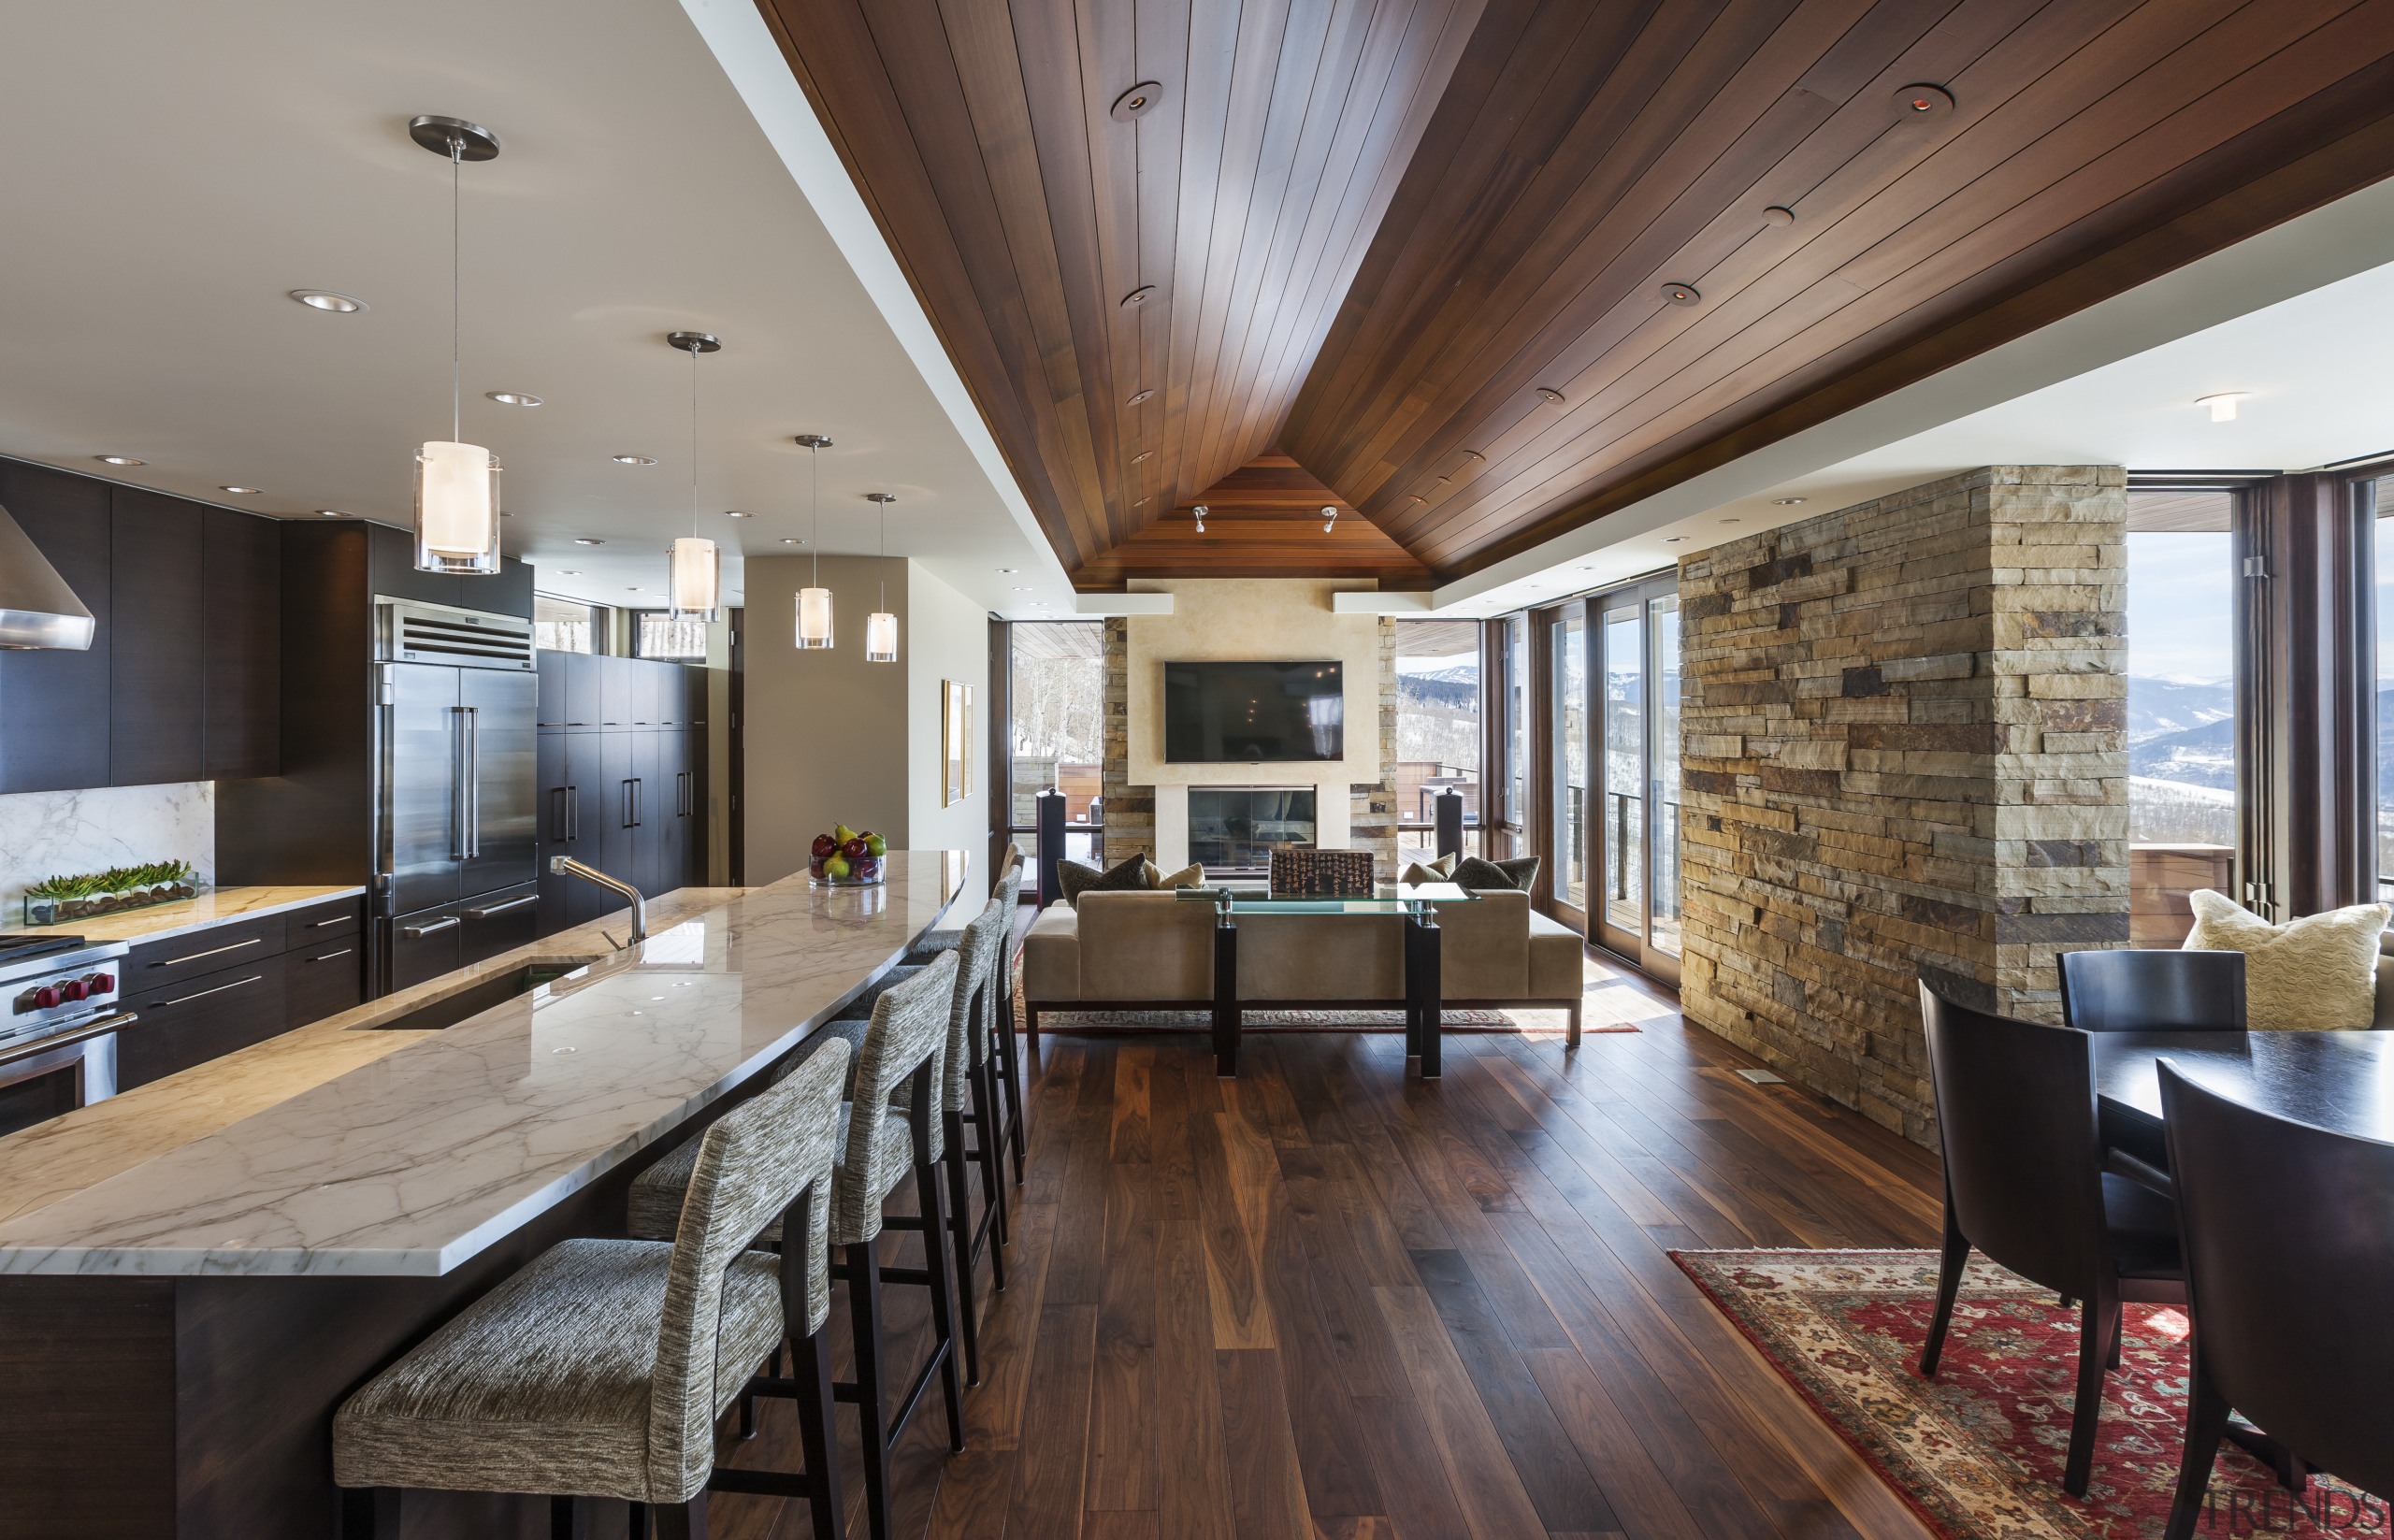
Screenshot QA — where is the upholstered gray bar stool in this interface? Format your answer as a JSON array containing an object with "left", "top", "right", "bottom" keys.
[
  {"left": 979, "top": 855, "right": 1029, "bottom": 1187},
  {"left": 332, "top": 1037, "right": 853, "bottom": 1540},
  {"left": 902, "top": 843, "right": 1020, "bottom": 965},
  {"left": 631, "top": 953, "right": 965, "bottom": 1540},
  {"left": 828, "top": 893, "right": 1012, "bottom": 1386}
]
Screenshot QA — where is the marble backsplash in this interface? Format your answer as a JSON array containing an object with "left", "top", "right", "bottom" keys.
[{"left": 0, "top": 783, "right": 215, "bottom": 915}]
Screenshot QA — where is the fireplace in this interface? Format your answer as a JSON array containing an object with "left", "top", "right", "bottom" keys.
[{"left": 1188, "top": 787, "right": 1316, "bottom": 873}]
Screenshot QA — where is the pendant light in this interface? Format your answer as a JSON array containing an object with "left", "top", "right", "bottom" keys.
[
  {"left": 865, "top": 492, "right": 899, "bottom": 662},
  {"left": 794, "top": 434, "right": 834, "bottom": 649},
  {"left": 666, "top": 331, "right": 721, "bottom": 619},
  {"left": 408, "top": 115, "right": 502, "bottom": 575}
]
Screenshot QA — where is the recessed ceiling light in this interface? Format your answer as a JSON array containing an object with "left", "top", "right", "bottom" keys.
[
  {"left": 781, "top": 538, "right": 801, "bottom": 545},
  {"left": 1663, "top": 536, "right": 1687, "bottom": 543},
  {"left": 1132, "top": 450, "right": 1153, "bottom": 464},
  {"left": 997, "top": 568, "right": 1018, "bottom": 573},
  {"left": 1120, "top": 286, "right": 1154, "bottom": 308},
  {"left": 1762, "top": 205, "right": 1795, "bottom": 226},
  {"left": 1661, "top": 281, "right": 1701, "bottom": 307},
  {"left": 316, "top": 509, "right": 351, "bottom": 517},
  {"left": 1127, "top": 389, "right": 1155, "bottom": 406},
  {"left": 612, "top": 454, "right": 656, "bottom": 466},
  {"left": 486, "top": 391, "right": 542, "bottom": 407},
  {"left": 725, "top": 511, "right": 752, "bottom": 518},
  {"left": 626, "top": 587, "right": 642, "bottom": 593},
  {"left": 220, "top": 485, "right": 262, "bottom": 495},
  {"left": 558, "top": 569, "right": 581, "bottom": 576},
  {"left": 1012, "top": 586, "right": 1034, "bottom": 592},
  {"left": 1770, "top": 496, "right": 1807, "bottom": 506},
  {"left": 290, "top": 289, "right": 367, "bottom": 313},
  {"left": 1536, "top": 387, "right": 1565, "bottom": 405},
  {"left": 2196, "top": 392, "right": 2251, "bottom": 422},
  {"left": 1721, "top": 517, "right": 1741, "bottom": 525},
  {"left": 1110, "top": 81, "right": 1162, "bottom": 122},
  {"left": 94, "top": 454, "right": 144, "bottom": 467},
  {"left": 573, "top": 538, "right": 605, "bottom": 546},
  {"left": 1893, "top": 83, "right": 1954, "bottom": 120}
]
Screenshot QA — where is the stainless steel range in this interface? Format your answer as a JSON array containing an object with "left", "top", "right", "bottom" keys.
[{"left": 0, "top": 932, "right": 134, "bottom": 1137}]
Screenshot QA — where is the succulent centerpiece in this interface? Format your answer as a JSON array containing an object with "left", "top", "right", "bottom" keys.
[{"left": 22, "top": 859, "right": 205, "bottom": 926}]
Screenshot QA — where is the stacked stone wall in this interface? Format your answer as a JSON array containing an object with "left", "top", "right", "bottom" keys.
[{"left": 1677, "top": 467, "right": 2127, "bottom": 1144}]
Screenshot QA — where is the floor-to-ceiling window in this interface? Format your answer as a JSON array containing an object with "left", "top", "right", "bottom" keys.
[
  {"left": 2125, "top": 488, "right": 2238, "bottom": 943},
  {"left": 1588, "top": 572, "right": 1681, "bottom": 980},
  {"left": 1005, "top": 621, "right": 1105, "bottom": 876},
  {"left": 1392, "top": 619, "right": 1482, "bottom": 869},
  {"left": 2374, "top": 472, "right": 2394, "bottom": 902},
  {"left": 1551, "top": 609, "right": 1588, "bottom": 914},
  {"left": 1498, "top": 615, "right": 1528, "bottom": 858}
]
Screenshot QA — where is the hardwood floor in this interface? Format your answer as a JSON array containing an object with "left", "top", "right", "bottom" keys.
[{"left": 711, "top": 949, "right": 1944, "bottom": 1540}]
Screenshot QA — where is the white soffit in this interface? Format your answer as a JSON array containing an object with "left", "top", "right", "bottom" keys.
[{"left": 1437, "top": 176, "right": 2394, "bottom": 616}]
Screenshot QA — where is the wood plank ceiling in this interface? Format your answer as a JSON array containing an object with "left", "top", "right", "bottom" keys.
[{"left": 757, "top": 0, "right": 2394, "bottom": 590}]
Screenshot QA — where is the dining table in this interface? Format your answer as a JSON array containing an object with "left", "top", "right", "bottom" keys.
[{"left": 2090, "top": 1029, "right": 2394, "bottom": 1145}]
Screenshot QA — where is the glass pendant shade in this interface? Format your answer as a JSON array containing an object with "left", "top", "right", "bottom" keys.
[
  {"left": 796, "top": 586, "right": 834, "bottom": 649},
  {"left": 669, "top": 537, "right": 719, "bottom": 619},
  {"left": 865, "top": 608, "right": 899, "bottom": 662},
  {"left": 413, "top": 440, "right": 501, "bottom": 574}
]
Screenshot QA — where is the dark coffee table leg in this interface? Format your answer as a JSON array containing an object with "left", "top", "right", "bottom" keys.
[
  {"left": 1411, "top": 909, "right": 1442, "bottom": 1079},
  {"left": 1403, "top": 918, "right": 1422, "bottom": 1058},
  {"left": 1212, "top": 916, "right": 1240, "bottom": 1077}
]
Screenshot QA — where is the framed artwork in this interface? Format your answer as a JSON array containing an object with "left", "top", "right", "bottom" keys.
[{"left": 942, "top": 681, "right": 973, "bottom": 806}]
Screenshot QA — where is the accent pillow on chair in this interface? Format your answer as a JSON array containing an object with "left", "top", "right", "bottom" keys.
[
  {"left": 2182, "top": 888, "right": 2390, "bottom": 1029},
  {"left": 1057, "top": 853, "right": 1156, "bottom": 907},
  {"left": 1451, "top": 855, "right": 1540, "bottom": 892}
]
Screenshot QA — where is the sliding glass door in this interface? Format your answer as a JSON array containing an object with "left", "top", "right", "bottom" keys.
[{"left": 1590, "top": 575, "right": 1681, "bottom": 981}]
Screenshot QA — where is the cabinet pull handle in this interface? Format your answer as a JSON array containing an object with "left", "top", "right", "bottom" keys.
[
  {"left": 155, "top": 974, "right": 265, "bottom": 1009},
  {"left": 150, "top": 936, "right": 263, "bottom": 969},
  {"left": 310, "top": 948, "right": 354, "bottom": 963},
  {"left": 464, "top": 895, "right": 538, "bottom": 919},
  {"left": 307, "top": 914, "right": 353, "bottom": 928},
  {"left": 401, "top": 915, "right": 460, "bottom": 938},
  {"left": 568, "top": 784, "right": 579, "bottom": 842}
]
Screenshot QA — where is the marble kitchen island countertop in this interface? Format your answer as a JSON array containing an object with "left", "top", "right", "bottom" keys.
[
  {"left": 34, "top": 883, "right": 368, "bottom": 945},
  {"left": 0, "top": 850, "right": 967, "bottom": 1277}
]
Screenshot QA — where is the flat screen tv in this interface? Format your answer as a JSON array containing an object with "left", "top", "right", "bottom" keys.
[{"left": 1163, "top": 660, "right": 1344, "bottom": 763}]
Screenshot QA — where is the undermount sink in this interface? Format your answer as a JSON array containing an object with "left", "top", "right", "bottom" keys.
[{"left": 360, "top": 958, "right": 605, "bottom": 1031}]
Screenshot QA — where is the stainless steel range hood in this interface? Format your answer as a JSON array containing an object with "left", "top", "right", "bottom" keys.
[{"left": 0, "top": 502, "right": 95, "bottom": 650}]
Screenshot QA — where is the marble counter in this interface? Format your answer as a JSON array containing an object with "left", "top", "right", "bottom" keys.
[
  {"left": 36, "top": 884, "right": 368, "bottom": 946},
  {"left": 0, "top": 851, "right": 966, "bottom": 1278}
]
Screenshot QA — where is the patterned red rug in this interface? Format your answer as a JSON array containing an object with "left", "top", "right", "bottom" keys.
[{"left": 1674, "top": 1250, "right": 2380, "bottom": 1540}]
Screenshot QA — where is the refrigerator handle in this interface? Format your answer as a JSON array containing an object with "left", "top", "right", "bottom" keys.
[
  {"left": 466, "top": 706, "right": 482, "bottom": 857},
  {"left": 450, "top": 706, "right": 469, "bottom": 859}
]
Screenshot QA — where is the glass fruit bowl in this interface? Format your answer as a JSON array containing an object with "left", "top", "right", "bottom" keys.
[{"left": 809, "top": 859, "right": 886, "bottom": 888}]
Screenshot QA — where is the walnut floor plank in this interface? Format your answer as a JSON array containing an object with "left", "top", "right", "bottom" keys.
[{"left": 699, "top": 972, "right": 1939, "bottom": 1540}]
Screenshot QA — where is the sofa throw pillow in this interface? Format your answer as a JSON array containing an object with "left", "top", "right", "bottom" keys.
[
  {"left": 1156, "top": 862, "right": 1205, "bottom": 890},
  {"left": 2183, "top": 888, "right": 2389, "bottom": 1029},
  {"left": 1451, "top": 855, "right": 1540, "bottom": 892},
  {"left": 1057, "top": 852, "right": 1156, "bottom": 907}
]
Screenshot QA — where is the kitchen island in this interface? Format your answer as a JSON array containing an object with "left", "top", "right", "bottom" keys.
[{"left": 0, "top": 850, "right": 967, "bottom": 1538}]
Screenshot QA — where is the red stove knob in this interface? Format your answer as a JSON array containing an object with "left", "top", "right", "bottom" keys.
[
  {"left": 32, "top": 986, "right": 60, "bottom": 1010},
  {"left": 60, "top": 978, "right": 87, "bottom": 1001},
  {"left": 90, "top": 972, "right": 114, "bottom": 994}
]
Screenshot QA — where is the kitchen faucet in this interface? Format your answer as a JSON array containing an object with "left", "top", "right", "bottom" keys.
[{"left": 548, "top": 856, "right": 646, "bottom": 945}]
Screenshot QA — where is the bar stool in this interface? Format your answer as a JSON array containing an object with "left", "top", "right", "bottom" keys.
[
  {"left": 983, "top": 856, "right": 1029, "bottom": 1187},
  {"left": 825, "top": 894, "right": 1011, "bottom": 1386},
  {"left": 332, "top": 1036, "right": 852, "bottom": 1540},
  {"left": 631, "top": 954, "right": 966, "bottom": 1540},
  {"left": 904, "top": 843, "right": 1021, "bottom": 965}
]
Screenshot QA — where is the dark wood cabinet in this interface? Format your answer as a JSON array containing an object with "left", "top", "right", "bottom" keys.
[
  {"left": 119, "top": 958, "right": 288, "bottom": 1090},
  {"left": 202, "top": 509, "right": 281, "bottom": 780},
  {"left": 0, "top": 461, "right": 110, "bottom": 792},
  {"left": 533, "top": 651, "right": 709, "bottom": 936},
  {"left": 283, "top": 934, "right": 365, "bottom": 1028},
  {"left": 108, "top": 490, "right": 207, "bottom": 786}
]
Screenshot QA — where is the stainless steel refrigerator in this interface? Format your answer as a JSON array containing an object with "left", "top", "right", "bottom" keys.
[{"left": 375, "top": 598, "right": 541, "bottom": 990}]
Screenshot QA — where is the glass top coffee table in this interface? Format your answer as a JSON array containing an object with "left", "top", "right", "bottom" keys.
[{"left": 1174, "top": 884, "right": 1480, "bottom": 1077}]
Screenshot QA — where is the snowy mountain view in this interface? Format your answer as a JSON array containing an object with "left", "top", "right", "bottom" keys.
[{"left": 2127, "top": 676, "right": 2234, "bottom": 844}]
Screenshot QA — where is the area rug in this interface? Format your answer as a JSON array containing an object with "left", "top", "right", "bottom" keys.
[{"left": 1673, "top": 1250, "right": 2378, "bottom": 1540}]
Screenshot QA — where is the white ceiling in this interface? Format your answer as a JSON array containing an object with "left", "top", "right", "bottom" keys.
[
  {"left": 0, "top": 0, "right": 1075, "bottom": 617},
  {"left": 1448, "top": 177, "right": 2394, "bottom": 616}
]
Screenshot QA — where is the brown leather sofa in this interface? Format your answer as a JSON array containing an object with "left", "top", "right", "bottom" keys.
[{"left": 1020, "top": 888, "right": 1586, "bottom": 1046}]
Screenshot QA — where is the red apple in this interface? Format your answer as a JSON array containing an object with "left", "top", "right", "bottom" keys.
[
  {"left": 854, "top": 856, "right": 880, "bottom": 880},
  {"left": 812, "top": 833, "right": 839, "bottom": 860},
  {"left": 842, "top": 837, "right": 869, "bottom": 861}
]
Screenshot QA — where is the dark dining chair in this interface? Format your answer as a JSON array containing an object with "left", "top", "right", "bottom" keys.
[
  {"left": 2058, "top": 948, "right": 2246, "bottom": 1032},
  {"left": 1916, "top": 982, "right": 2188, "bottom": 1496},
  {"left": 2157, "top": 1061, "right": 2394, "bottom": 1540}
]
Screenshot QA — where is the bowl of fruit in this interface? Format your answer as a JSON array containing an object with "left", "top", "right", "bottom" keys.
[{"left": 809, "top": 825, "right": 888, "bottom": 887}]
